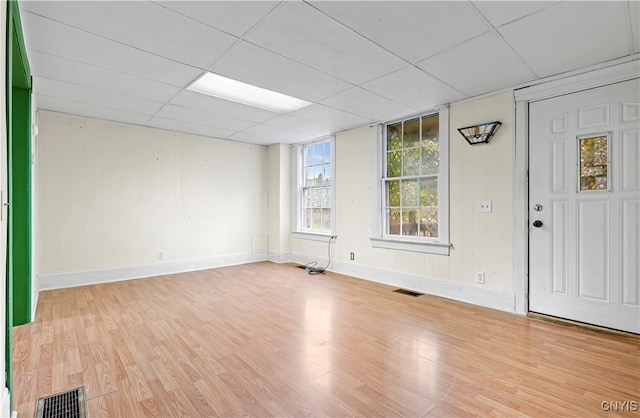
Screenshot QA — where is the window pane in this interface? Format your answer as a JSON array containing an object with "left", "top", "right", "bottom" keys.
[
  {"left": 401, "top": 180, "right": 419, "bottom": 207},
  {"left": 388, "top": 123, "right": 402, "bottom": 150},
  {"left": 420, "top": 143, "right": 439, "bottom": 175},
  {"left": 387, "top": 180, "right": 400, "bottom": 206},
  {"left": 382, "top": 112, "right": 444, "bottom": 243},
  {"left": 419, "top": 178, "right": 438, "bottom": 206},
  {"left": 305, "top": 208, "right": 312, "bottom": 229},
  {"left": 322, "top": 208, "right": 331, "bottom": 231},
  {"left": 323, "top": 142, "right": 331, "bottom": 163},
  {"left": 403, "top": 147, "right": 420, "bottom": 176},
  {"left": 312, "top": 208, "right": 322, "bottom": 230},
  {"left": 305, "top": 167, "right": 314, "bottom": 187},
  {"left": 314, "top": 166, "right": 325, "bottom": 185},
  {"left": 313, "top": 144, "right": 323, "bottom": 164},
  {"left": 388, "top": 151, "right": 401, "bottom": 177},
  {"left": 305, "top": 145, "right": 314, "bottom": 167},
  {"left": 403, "top": 118, "right": 420, "bottom": 148},
  {"left": 422, "top": 114, "right": 438, "bottom": 141},
  {"left": 419, "top": 208, "right": 438, "bottom": 238},
  {"left": 388, "top": 208, "right": 401, "bottom": 235},
  {"left": 579, "top": 135, "right": 608, "bottom": 191},
  {"left": 321, "top": 187, "right": 331, "bottom": 208},
  {"left": 306, "top": 188, "right": 323, "bottom": 208},
  {"left": 402, "top": 208, "right": 419, "bottom": 236},
  {"left": 323, "top": 164, "right": 332, "bottom": 184}
]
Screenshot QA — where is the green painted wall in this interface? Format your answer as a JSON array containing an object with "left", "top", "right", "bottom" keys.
[
  {"left": 6, "top": 0, "right": 32, "bottom": 394},
  {"left": 9, "top": 85, "right": 31, "bottom": 327}
]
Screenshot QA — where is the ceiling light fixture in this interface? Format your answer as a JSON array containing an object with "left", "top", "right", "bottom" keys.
[{"left": 187, "top": 72, "right": 312, "bottom": 113}]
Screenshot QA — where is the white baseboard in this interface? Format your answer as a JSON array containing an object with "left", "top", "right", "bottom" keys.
[
  {"left": 36, "top": 250, "right": 516, "bottom": 313},
  {"left": 1, "top": 388, "right": 10, "bottom": 418},
  {"left": 289, "top": 252, "right": 516, "bottom": 313},
  {"left": 267, "top": 252, "right": 292, "bottom": 263},
  {"left": 37, "top": 252, "right": 268, "bottom": 291}
]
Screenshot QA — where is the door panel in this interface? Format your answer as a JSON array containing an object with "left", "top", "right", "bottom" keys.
[{"left": 529, "top": 79, "right": 640, "bottom": 333}]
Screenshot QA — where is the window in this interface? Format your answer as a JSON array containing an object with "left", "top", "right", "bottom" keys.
[
  {"left": 371, "top": 108, "right": 449, "bottom": 255},
  {"left": 298, "top": 137, "right": 334, "bottom": 236}
]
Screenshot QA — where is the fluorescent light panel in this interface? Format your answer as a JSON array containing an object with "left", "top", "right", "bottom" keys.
[{"left": 187, "top": 72, "right": 312, "bottom": 113}]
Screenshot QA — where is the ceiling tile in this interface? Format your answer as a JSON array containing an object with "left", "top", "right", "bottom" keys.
[
  {"left": 154, "top": 1, "right": 279, "bottom": 38},
  {"left": 262, "top": 115, "right": 331, "bottom": 140},
  {"left": 320, "top": 87, "right": 414, "bottom": 121},
  {"left": 472, "top": 1, "right": 559, "bottom": 27},
  {"left": 20, "top": 1, "right": 638, "bottom": 146},
  {"left": 146, "top": 117, "right": 236, "bottom": 140},
  {"left": 154, "top": 104, "right": 256, "bottom": 132},
  {"left": 309, "top": 1, "right": 489, "bottom": 63},
  {"left": 34, "top": 77, "right": 164, "bottom": 116},
  {"left": 226, "top": 131, "right": 275, "bottom": 146},
  {"left": 28, "top": 50, "right": 181, "bottom": 103},
  {"left": 245, "top": 1, "right": 406, "bottom": 84},
  {"left": 170, "top": 90, "right": 277, "bottom": 123},
  {"left": 21, "top": 11, "right": 202, "bottom": 87},
  {"left": 211, "top": 41, "right": 351, "bottom": 102},
  {"left": 289, "top": 104, "right": 372, "bottom": 132},
  {"left": 361, "top": 66, "right": 467, "bottom": 112},
  {"left": 498, "top": 2, "right": 632, "bottom": 77},
  {"left": 418, "top": 31, "right": 537, "bottom": 97},
  {"left": 241, "top": 123, "right": 316, "bottom": 144},
  {"left": 20, "top": 1, "right": 236, "bottom": 70},
  {"left": 37, "top": 97, "right": 152, "bottom": 126}
]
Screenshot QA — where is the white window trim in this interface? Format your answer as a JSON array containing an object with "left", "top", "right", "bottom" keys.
[
  {"left": 293, "top": 136, "right": 336, "bottom": 240},
  {"left": 370, "top": 106, "right": 450, "bottom": 255}
]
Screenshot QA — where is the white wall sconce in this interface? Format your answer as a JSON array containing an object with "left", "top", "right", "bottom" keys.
[{"left": 457, "top": 121, "right": 501, "bottom": 145}]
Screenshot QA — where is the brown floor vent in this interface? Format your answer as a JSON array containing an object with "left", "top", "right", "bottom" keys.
[
  {"left": 35, "top": 386, "right": 86, "bottom": 418},
  {"left": 393, "top": 288, "right": 423, "bottom": 297}
]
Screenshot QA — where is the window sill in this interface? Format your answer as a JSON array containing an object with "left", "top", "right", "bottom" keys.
[
  {"left": 292, "top": 231, "right": 337, "bottom": 242},
  {"left": 370, "top": 237, "right": 450, "bottom": 255}
]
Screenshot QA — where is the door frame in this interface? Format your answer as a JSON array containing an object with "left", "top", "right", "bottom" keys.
[
  {"left": 6, "top": 0, "right": 32, "bottom": 394},
  {"left": 513, "top": 55, "right": 640, "bottom": 315}
]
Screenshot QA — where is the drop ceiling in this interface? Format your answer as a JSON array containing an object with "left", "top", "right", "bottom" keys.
[{"left": 19, "top": 1, "right": 640, "bottom": 146}]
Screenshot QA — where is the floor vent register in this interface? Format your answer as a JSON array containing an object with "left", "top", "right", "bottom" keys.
[{"left": 35, "top": 386, "right": 86, "bottom": 418}]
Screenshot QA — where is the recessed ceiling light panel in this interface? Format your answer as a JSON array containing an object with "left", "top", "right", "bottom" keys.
[{"left": 187, "top": 72, "right": 312, "bottom": 113}]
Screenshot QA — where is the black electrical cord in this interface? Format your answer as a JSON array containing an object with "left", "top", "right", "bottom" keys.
[{"left": 305, "top": 235, "right": 335, "bottom": 275}]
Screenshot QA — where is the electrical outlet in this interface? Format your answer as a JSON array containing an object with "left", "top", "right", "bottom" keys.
[
  {"left": 475, "top": 271, "right": 485, "bottom": 284},
  {"left": 158, "top": 251, "right": 164, "bottom": 260},
  {"left": 478, "top": 200, "right": 492, "bottom": 213},
  {"left": 350, "top": 252, "right": 355, "bottom": 261}
]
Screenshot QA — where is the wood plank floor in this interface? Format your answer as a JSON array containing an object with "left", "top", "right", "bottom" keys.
[{"left": 13, "top": 262, "right": 640, "bottom": 417}]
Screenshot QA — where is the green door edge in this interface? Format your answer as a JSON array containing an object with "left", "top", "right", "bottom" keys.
[{"left": 6, "top": 0, "right": 32, "bottom": 395}]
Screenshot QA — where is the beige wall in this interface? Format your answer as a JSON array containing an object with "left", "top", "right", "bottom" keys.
[
  {"left": 37, "top": 111, "right": 268, "bottom": 277},
  {"left": 267, "top": 143, "right": 291, "bottom": 260},
  {"left": 36, "top": 92, "right": 516, "bottom": 309},
  {"left": 291, "top": 92, "right": 515, "bottom": 304}
]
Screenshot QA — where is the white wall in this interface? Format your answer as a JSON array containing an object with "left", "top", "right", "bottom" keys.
[
  {"left": 36, "top": 111, "right": 269, "bottom": 289},
  {"left": 267, "top": 143, "right": 291, "bottom": 261},
  {"left": 31, "top": 104, "right": 38, "bottom": 321},
  {"left": 36, "top": 92, "right": 517, "bottom": 312},
  {"left": 291, "top": 92, "right": 516, "bottom": 311}
]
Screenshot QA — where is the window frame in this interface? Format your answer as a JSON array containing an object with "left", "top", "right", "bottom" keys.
[
  {"left": 293, "top": 136, "right": 336, "bottom": 240},
  {"left": 370, "top": 107, "right": 450, "bottom": 255}
]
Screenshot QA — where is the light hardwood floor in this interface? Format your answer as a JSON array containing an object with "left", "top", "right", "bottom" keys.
[{"left": 13, "top": 262, "right": 640, "bottom": 417}]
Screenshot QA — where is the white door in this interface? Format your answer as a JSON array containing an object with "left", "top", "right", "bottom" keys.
[{"left": 529, "top": 79, "right": 640, "bottom": 334}]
